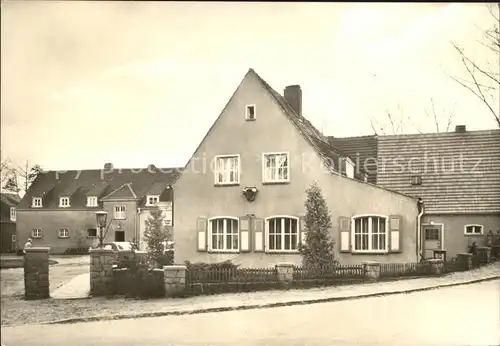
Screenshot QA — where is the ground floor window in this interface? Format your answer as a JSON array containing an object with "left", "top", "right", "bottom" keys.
[
  {"left": 208, "top": 217, "right": 239, "bottom": 251},
  {"left": 87, "top": 228, "right": 97, "bottom": 237},
  {"left": 58, "top": 228, "right": 69, "bottom": 238},
  {"left": 464, "top": 224, "right": 483, "bottom": 235},
  {"left": 31, "top": 228, "right": 43, "bottom": 238},
  {"left": 266, "top": 216, "right": 299, "bottom": 252},
  {"left": 352, "top": 215, "right": 387, "bottom": 252}
]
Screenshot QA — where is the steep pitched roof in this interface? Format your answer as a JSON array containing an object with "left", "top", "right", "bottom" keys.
[
  {"left": 18, "top": 167, "right": 182, "bottom": 209},
  {"left": 376, "top": 129, "right": 500, "bottom": 214},
  {"left": 329, "top": 135, "right": 378, "bottom": 184},
  {"left": 0, "top": 193, "right": 21, "bottom": 206},
  {"left": 101, "top": 183, "right": 138, "bottom": 200}
]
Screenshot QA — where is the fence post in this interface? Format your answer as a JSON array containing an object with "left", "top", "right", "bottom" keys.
[
  {"left": 89, "top": 248, "right": 115, "bottom": 296},
  {"left": 476, "top": 247, "right": 491, "bottom": 265},
  {"left": 425, "top": 259, "right": 444, "bottom": 275},
  {"left": 275, "top": 263, "right": 294, "bottom": 287},
  {"left": 362, "top": 261, "right": 380, "bottom": 282},
  {"left": 24, "top": 247, "right": 50, "bottom": 300},
  {"left": 163, "top": 265, "right": 187, "bottom": 297}
]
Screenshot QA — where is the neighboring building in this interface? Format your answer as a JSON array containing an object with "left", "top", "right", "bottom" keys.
[
  {"left": 332, "top": 126, "right": 500, "bottom": 260},
  {"left": 173, "top": 68, "right": 421, "bottom": 267},
  {"left": 0, "top": 192, "right": 21, "bottom": 253},
  {"left": 16, "top": 164, "right": 181, "bottom": 254}
]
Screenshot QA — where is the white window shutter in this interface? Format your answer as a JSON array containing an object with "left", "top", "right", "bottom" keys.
[
  {"left": 253, "top": 218, "right": 264, "bottom": 252},
  {"left": 339, "top": 216, "right": 351, "bottom": 253},
  {"left": 299, "top": 215, "right": 307, "bottom": 246},
  {"left": 389, "top": 215, "right": 402, "bottom": 253},
  {"left": 239, "top": 216, "right": 251, "bottom": 252},
  {"left": 197, "top": 217, "right": 207, "bottom": 252}
]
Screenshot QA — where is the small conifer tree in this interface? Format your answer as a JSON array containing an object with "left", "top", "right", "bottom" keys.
[
  {"left": 143, "top": 207, "right": 171, "bottom": 265},
  {"left": 299, "top": 182, "right": 337, "bottom": 275}
]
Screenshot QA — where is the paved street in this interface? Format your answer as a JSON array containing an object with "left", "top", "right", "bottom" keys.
[{"left": 2, "top": 279, "right": 499, "bottom": 346}]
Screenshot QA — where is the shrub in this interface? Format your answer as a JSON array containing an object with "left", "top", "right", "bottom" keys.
[{"left": 63, "top": 247, "right": 90, "bottom": 255}]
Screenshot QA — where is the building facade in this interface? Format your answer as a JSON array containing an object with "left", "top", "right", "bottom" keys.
[
  {"left": 173, "top": 69, "right": 421, "bottom": 267},
  {"left": 0, "top": 192, "right": 20, "bottom": 253}
]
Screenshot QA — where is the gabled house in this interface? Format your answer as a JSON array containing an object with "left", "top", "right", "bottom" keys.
[
  {"left": 331, "top": 126, "right": 500, "bottom": 260},
  {"left": 0, "top": 192, "right": 21, "bottom": 253},
  {"left": 173, "top": 68, "right": 421, "bottom": 267},
  {"left": 16, "top": 164, "right": 181, "bottom": 254}
]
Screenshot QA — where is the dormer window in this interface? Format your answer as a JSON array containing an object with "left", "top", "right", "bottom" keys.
[
  {"left": 146, "top": 195, "right": 160, "bottom": 206},
  {"left": 87, "top": 196, "right": 98, "bottom": 207},
  {"left": 59, "top": 197, "right": 70, "bottom": 208},
  {"left": 245, "top": 105, "right": 256, "bottom": 121},
  {"left": 32, "top": 197, "right": 42, "bottom": 208}
]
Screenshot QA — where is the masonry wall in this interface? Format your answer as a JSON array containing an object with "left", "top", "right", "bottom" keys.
[
  {"left": 16, "top": 210, "right": 99, "bottom": 254},
  {"left": 422, "top": 214, "right": 500, "bottom": 259},
  {"left": 174, "top": 71, "right": 419, "bottom": 267},
  {"left": 101, "top": 200, "right": 138, "bottom": 243}
]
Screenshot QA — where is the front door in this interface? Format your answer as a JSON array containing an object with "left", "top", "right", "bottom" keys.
[{"left": 422, "top": 225, "right": 442, "bottom": 259}]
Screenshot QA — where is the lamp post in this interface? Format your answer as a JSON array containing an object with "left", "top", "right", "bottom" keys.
[{"left": 95, "top": 211, "right": 108, "bottom": 248}]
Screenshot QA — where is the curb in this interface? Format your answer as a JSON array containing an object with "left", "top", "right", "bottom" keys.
[{"left": 28, "top": 275, "right": 498, "bottom": 326}]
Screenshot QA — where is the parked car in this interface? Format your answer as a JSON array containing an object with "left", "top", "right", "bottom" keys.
[{"left": 102, "top": 241, "right": 134, "bottom": 251}]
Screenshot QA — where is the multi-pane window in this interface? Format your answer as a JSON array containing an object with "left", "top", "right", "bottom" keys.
[
  {"left": 214, "top": 155, "right": 240, "bottom": 185},
  {"left": 58, "top": 228, "right": 69, "bottom": 238},
  {"left": 114, "top": 206, "right": 126, "bottom": 220},
  {"left": 464, "top": 224, "right": 483, "bottom": 235},
  {"left": 263, "top": 153, "right": 289, "bottom": 183},
  {"left": 32, "top": 228, "right": 43, "bottom": 238},
  {"left": 87, "top": 228, "right": 97, "bottom": 237},
  {"left": 10, "top": 207, "right": 16, "bottom": 221},
  {"left": 353, "top": 216, "right": 387, "bottom": 252},
  {"left": 267, "top": 217, "right": 299, "bottom": 252},
  {"left": 146, "top": 195, "right": 160, "bottom": 206},
  {"left": 87, "top": 196, "right": 98, "bottom": 207},
  {"left": 209, "top": 218, "right": 239, "bottom": 251},
  {"left": 32, "top": 197, "right": 42, "bottom": 208},
  {"left": 59, "top": 197, "right": 70, "bottom": 207}
]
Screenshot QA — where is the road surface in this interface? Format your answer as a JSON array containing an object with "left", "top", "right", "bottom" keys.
[{"left": 2, "top": 280, "right": 499, "bottom": 346}]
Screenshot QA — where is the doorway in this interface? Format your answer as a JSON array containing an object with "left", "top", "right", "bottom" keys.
[
  {"left": 115, "top": 231, "right": 125, "bottom": 242},
  {"left": 422, "top": 224, "right": 443, "bottom": 259}
]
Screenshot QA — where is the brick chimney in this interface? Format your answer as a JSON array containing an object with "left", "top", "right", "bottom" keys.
[
  {"left": 284, "top": 85, "right": 302, "bottom": 117},
  {"left": 455, "top": 125, "right": 466, "bottom": 133}
]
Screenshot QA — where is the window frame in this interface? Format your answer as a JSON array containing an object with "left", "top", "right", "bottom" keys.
[
  {"left": 265, "top": 215, "right": 300, "bottom": 253},
  {"left": 32, "top": 228, "right": 43, "bottom": 239},
  {"left": 86, "top": 196, "right": 98, "bottom": 207},
  {"left": 59, "top": 196, "right": 70, "bottom": 208},
  {"left": 464, "top": 224, "right": 483, "bottom": 236},
  {"left": 58, "top": 228, "right": 69, "bottom": 238},
  {"left": 114, "top": 205, "right": 126, "bottom": 220},
  {"left": 245, "top": 104, "right": 256, "bottom": 121},
  {"left": 32, "top": 197, "right": 42, "bottom": 208},
  {"left": 214, "top": 154, "right": 241, "bottom": 186},
  {"left": 207, "top": 216, "right": 240, "bottom": 253},
  {"left": 351, "top": 214, "right": 389, "bottom": 253},
  {"left": 10, "top": 207, "right": 16, "bottom": 222},
  {"left": 146, "top": 195, "right": 160, "bottom": 206},
  {"left": 262, "top": 152, "right": 290, "bottom": 184},
  {"left": 87, "top": 228, "right": 97, "bottom": 238}
]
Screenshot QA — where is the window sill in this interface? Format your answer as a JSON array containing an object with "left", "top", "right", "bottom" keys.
[
  {"left": 464, "top": 233, "right": 483, "bottom": 236},
  {"left": 58, "top": 237, "right": 69, "bottom": 239},
  {"left": 86, "top": 205, "right": 99, "bottom": 208},
  {"left": 265, "top": 250, "right": 300, "bottom": 254},
  {"left": 350, "top": 251, "right": 389, "bottom": 255},
  {"left": 262, "top": 181, "right": 290, "bottom": 185},
  {"left": 31, "top": 206, "right": 42, "bottom": 208},
  {"left": 207, "top": 250, "right": 240, "bottom": 254},
  {"left": 213, "top": 183, "right": 240, "bottom": 187}
]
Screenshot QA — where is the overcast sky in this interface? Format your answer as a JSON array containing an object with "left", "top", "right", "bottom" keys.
[{"left": 1, "top": 2, "right": 498, "bottom": 171}]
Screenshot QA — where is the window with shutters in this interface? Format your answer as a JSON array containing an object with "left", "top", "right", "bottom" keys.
[
  {"left": 208, "top": 217, "right": 239, "bottom": 252},
  {"left": 214, "top": 155, "right": 240, "bottom": 185},
  {"left": 265, "top": 216, "right": 299, "bottom": 252},
  {"left": 352, "top": 215, "right": 388, "bottom": 252},
  {"left": 464, "top": 224, "right": 483, "bottom": 235}
]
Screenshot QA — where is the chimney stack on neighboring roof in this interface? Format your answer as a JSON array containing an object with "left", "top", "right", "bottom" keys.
[
  {"left": 284, "top": 85, "right": 302, "bottom": 117},
  {"left": 103, "top": 163, "right": 114, "bottom": 172},
  {"left": 147, "top": 164, "right": 157, "bottom": 173},
  {"left": 455, "top": 125, "right": 466, "bottom": 133}
]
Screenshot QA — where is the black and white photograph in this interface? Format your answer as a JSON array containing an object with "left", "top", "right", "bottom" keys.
[{"left": 1, "top": 2, "right": 499, "bottom": 345}]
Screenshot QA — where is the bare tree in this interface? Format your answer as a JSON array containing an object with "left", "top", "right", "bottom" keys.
[
  {"left": 0, "top": 155, "right": 11, "bottom": 187},
  {"left": 451, "top": 4, "right": 500, "bottom": 128},
  {"left": 370, "top": 100, "right": 455, "bottom": 135},
  {"left": 2, "top": 160, "right": 42, "bottom": 196}
]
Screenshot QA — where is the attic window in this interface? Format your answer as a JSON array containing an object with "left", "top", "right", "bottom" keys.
[
  {"left": 87, "top": 196, "right": 98, "bottom": 207},
  {"left": 146, "top": 195, "right": 160, "bottom": 206},
  {"left": 411, "top": 176, "right": 422, "bottom": 185},
  {"left": 32, "top": 197, "right": 42, "bottom": 208},
  {"left": 245, "top": 105, "right": 256, "bottom": 121},
  {"left": 59, "top": 197, "right": 70, "bottom": 208}
]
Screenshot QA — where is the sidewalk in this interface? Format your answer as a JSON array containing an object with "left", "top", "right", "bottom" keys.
[
  {"left": 40, "top": 262, "right": 500, "bottom": 325},
  {"left": 51, "top": 273, "right": 89, "bottom": 299}
]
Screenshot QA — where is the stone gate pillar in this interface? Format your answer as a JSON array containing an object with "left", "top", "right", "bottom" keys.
[{"left": 24, "top": 247, "right": 50, "bottom": 300}]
